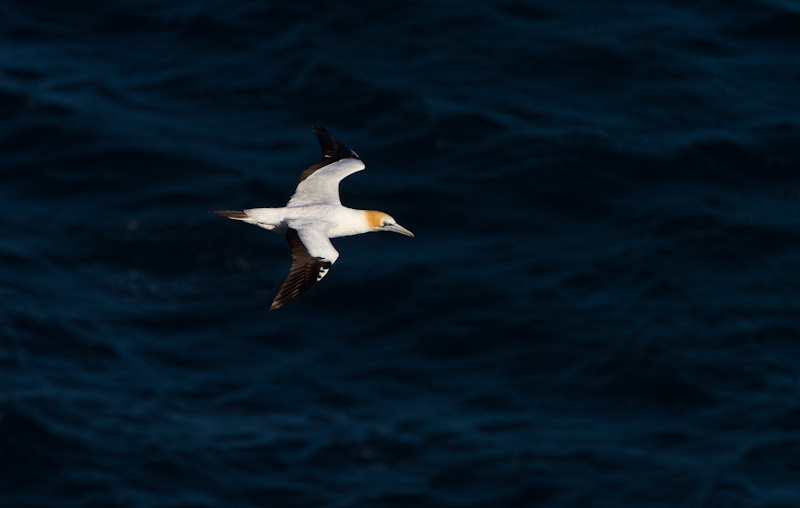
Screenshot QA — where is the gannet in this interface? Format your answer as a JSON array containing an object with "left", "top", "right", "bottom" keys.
[{"left": 214, "top": 124, "right": 414, "bottom": 310}]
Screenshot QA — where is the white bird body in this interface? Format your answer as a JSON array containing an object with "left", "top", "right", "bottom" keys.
[
  {"left": 214, "top": 125, "right": 413, "bottom": 309},
  {"left": 241, "top": 205, "right": 374, "bottom": 238}
]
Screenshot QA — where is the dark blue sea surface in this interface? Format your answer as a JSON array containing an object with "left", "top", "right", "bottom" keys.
[{"left": 2, "top": 0, "right": 800, "bottom": 506}]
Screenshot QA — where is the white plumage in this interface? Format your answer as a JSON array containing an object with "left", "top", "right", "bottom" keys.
[{"left": 214, "top": 124, "right": 413, "bottom": 309}]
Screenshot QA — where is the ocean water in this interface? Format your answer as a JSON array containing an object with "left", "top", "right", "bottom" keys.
[{"left": 2, "top": 0, "right": 800, "bottom": 506}]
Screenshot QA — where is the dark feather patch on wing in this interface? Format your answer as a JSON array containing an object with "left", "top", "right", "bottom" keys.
[
  {"left": 271, "top": 229, "right": 332, "bottom": 310},
  {"left": 297, "top": 124, "right": 360, "bottom": 183}
]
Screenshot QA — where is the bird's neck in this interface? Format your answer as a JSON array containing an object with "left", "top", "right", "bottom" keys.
[{"left": 326, "top": 208, "right": 377, "bottom": 238}]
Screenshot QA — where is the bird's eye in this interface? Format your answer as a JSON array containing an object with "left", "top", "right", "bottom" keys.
[{"left": 383, "top": 221, "right": 393, "bottom": 227}]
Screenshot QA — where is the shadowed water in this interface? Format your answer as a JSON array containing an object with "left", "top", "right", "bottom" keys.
[{"left": 2, "top": 0, "right": 800, "bottom": 506}]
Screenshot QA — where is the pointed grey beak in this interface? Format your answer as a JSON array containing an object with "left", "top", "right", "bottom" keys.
[{"left": 384, "top": 223, "right": 414, "bottom": 237}]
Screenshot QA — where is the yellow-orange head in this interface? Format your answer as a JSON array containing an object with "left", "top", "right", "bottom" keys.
[{"left": 364, "top": 210, "right": 414, "bottom": 237}]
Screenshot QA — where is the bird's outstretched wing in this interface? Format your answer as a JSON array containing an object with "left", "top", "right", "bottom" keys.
[
  {"left": 287, "top": 124, "right": 365, "bottom": 207},
  {"left": 297, "top": 124, "right": 360, "bottom": 183},
  {"left": 271, "top": 225, "right": 339, "bottom": 310}
]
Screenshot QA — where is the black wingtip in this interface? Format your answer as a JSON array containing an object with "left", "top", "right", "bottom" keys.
[
  {"left": 312, "top": 123, "right": 359, "bottom": 161},
  {"left": 269, "top": 229, "right": 334, "bottom": 310}
]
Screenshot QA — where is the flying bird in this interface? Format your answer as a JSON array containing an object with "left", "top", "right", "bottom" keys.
[{"left": 214, "top": 124, "right": 414, "bottom": 310}]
